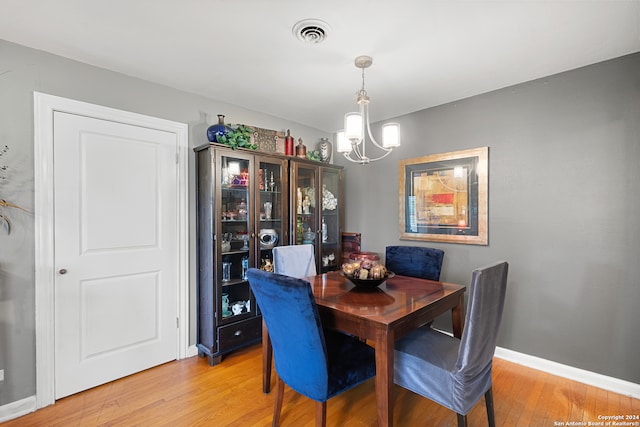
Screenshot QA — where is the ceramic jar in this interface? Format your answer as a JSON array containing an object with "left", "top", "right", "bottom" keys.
[
  {"left": 207, "top": 114, "right": 231, "bottom": 142},
  {"left": 285, "top": 129, "right": 294, "bottom": 156},
  {"left": 302, "top": 228, "right": 316, "bottom": 244},
  {"left": 317, "top": 138, "right": 332, "bottom": 163},
  {"left": 295, "top": 138, "right": 307, "bottom": 158}
]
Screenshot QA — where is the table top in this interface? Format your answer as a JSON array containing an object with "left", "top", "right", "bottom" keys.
[{"left": 307, "top": 271, "right": 466, "bottom": 331}]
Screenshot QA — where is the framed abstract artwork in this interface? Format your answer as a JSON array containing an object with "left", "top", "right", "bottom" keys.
[{"left": 399, "top": 147, "right": 488, "bottom": 245}]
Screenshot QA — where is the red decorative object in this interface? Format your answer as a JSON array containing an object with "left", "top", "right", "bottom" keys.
[{"left": 285, "top": 129, "right": 294, "bottom": 156}]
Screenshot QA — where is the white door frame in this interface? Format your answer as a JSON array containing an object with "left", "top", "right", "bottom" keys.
[{"left": 33, "top": 92, "right": 190, "bottom": 408}]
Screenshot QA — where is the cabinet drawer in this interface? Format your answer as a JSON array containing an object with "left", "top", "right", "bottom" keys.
[{"left": 217, "top": 316, "right": 261, "bottom": 353}]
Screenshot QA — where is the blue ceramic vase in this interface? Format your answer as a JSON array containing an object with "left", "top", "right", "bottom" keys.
[{"left": 207, "top": 114, "right": 231, "bottom": 142}]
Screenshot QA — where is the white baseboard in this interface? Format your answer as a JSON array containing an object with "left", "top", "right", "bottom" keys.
[
  {"left": 186, "top": 344, "right": 199, "bottom": 358},
  {"left": 432, "top": 328, "right": 639, "bottom": 399},
  {"left": 494, "top": 346, "right": 640, "bottom": 399},
  {"left": 0, "top": 395, "right": 36, "bottom": 423}
]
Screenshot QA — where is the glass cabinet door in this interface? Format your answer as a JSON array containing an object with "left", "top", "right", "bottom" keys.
[
  {"left": 290, "top": 160, "right": 342, "bottom": 273},
  {"left": 292, "top": 163, "right": 318, "bottom": 247},
  {"left": 218, "top": 152, "right": 254, "bottom": 322},
  {"left": 319, "top": 167, "right": 341, "bottom": 273},
  {"left": 255, "top": 156, "right": 288, "bottom": 271}
]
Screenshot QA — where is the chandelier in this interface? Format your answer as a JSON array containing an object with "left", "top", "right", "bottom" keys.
[{"left": 337, "top": 55, "right": 400, "bottom": 164}]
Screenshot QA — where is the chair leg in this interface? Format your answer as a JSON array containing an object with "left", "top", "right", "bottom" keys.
[
  {"left": 485, "top": 387, "right": 496, "bottom": 427},
  {"left": 263, "top": 320, "right": 273, "bottom": 393},
  {"left": 315, "top": 401, "right": 327, "bottom": 427},
  {"left": 272, "top": 376, "right": 285, "bottom": 427},
  {"left": 456, "top": 413, "right": 468, "bottom": 427}
]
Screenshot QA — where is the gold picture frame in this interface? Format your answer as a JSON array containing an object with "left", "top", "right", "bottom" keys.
[{"left": 399, "top": 147, "right": 488, "bottom": 245}]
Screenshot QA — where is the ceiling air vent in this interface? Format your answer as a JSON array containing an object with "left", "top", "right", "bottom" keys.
[{"left": 292, "top": 19, "right": 330, "bottom": 44}]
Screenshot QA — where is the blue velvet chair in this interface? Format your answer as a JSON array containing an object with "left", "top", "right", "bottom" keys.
[
  {"left": 263, "top": 244, "right": 317, "bottom": 393},
  {"left": 385, "top": 245, "right": 444, "bottom": 281},
  {"left": 393, "top": 261, "right": 509, "bottom": 427},
  {"left": 247, "top": 268, "right": 376, "bottom": 426}
]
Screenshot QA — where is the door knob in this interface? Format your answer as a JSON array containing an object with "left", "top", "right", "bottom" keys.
[{"left": 59, "top": 269, "right": 67, "bottom": 275}]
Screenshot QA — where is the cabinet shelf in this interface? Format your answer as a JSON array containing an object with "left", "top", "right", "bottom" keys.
[
  {"left": 221, "top": 249, "right": 249, "bottom": 255},
  {"left": 221, "top": 310, "right": 251, "bottom": 321},
  {"left": 320, "top": 240, "right": 338, "bottom": 246},
  {"left": 221, "top": 313, "right": 245, "bottom": 323},
  {"left": 221, "top": 279, "right": 247, "bottom": 287}
]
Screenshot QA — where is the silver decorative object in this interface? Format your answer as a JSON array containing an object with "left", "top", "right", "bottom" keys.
[
  {"left": 317, "top": 138, "right": 332, "bottom": 163},
  {"left": 259, "top": 228, "right": 279, "bottom": 249}
]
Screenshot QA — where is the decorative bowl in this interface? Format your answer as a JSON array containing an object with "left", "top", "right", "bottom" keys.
[
  {"left": 340, "top": 271, "right": 395, "bottom": 289},
  {"left": 259, "top": 228, "right": 279, "bottom": 249}
]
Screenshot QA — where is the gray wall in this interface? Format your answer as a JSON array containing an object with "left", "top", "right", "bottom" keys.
[
  {"left": 0, "top": 39, "right": 330, "bottom": 406},
  {"left": 337, "top": 52, "right": 640, "bottom": 384},
  {"left": 1, "top": 37, "right": 638, "bottom": 409}
]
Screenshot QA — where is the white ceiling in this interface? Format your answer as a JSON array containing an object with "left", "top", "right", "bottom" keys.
[{"left": 1, "top": 1, "right": 639, "bottom": 132}]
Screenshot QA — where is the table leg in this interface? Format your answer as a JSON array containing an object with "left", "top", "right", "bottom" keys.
[
  {"left": 451, "top": 293, "right": 465, "bottom": 339},
  {"left": 374, "top": 329, "right": 394, "bottom": 427},
  {"left": 262, "top": 319, "right": 273, "bottom": 394}
]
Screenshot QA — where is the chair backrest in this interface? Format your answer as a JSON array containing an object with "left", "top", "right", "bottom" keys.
[
  {"left": 456, "top": 261, "right": 509, "bottom": 376},
  {"left": 385, "top": 245, "right": 445, "bottom": 281},
  {"left": 272, "top": 244, "right": 317, "bottom": 278},
  {"left": 246, "top": 268, "right": 329, "bottom": 401}
]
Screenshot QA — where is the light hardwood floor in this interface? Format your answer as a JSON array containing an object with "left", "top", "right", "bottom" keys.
[{"left": 4, "top": 343, "right": 638, "bottom": 426}]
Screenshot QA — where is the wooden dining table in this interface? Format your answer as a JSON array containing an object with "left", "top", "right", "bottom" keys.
[{"left": 262, "top": 270, "right": 466, "bottom": 427}]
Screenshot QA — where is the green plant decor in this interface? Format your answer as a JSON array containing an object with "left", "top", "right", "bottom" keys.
[
  {"left": 216, "top": 124, "right": 258, "bottom": 150},
  {"left": 306, "top": 150, "right": 321, "bottom": 162}
]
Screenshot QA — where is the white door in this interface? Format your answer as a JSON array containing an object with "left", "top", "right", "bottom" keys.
[{"left": 53, "top": 111, "right": 178, "bottom": 399}]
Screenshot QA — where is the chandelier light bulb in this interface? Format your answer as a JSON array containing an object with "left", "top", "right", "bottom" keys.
[
  {"left": 382, "top": 123, "right": 400, "bottom": 148},
  {"left": 344, "top": 113, "right": 363, "bottom": 142},
  {"left": 337, "top": 131, "right": 351, "bottom": 153}
]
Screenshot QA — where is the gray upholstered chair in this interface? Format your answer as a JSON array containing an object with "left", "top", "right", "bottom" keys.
[
  {"left": 272, "top": 244, "right": 317, "bottom": 277},
  {"left": 385, "top": 245, "right": 444, "bottom": 281},
  {"left": 393, "top": 261, "right": 509, "bottom": 427},
  {"left": 248, "top": 268, "right": 376, "bottom": 427}
]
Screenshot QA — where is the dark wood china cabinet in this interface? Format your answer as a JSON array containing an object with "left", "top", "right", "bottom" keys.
[
  {"left": 194, "top": 144, "right": 343, "bottom": 365},
  {"left": 195, "top": 144, "right": 288, "bottom": 365}
]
